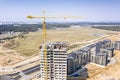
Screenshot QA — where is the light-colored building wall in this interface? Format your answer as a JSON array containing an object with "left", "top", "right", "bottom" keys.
[{"left": 39, "top": 42, "right": 67, "bottom": 80}]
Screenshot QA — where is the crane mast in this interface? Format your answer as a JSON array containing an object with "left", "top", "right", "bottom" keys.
[{"left": 42, "top": 11, "right": 48, "bottom": 80}]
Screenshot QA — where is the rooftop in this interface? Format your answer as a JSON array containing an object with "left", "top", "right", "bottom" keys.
[{"left": 39, "top": 42, "right": 68, "bottom": 50}]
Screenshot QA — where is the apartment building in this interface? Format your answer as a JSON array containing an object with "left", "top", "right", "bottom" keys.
[{"left": 39, "top": 42, "right": 67, "bottom": 80}]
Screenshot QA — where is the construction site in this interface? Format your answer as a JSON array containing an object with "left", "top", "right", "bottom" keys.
[
  {"left": 0, "top": 23, "right": 120, "bottom": 80},
  {"left": 0, "top": 12, "right": 120, "bottom": 80}
]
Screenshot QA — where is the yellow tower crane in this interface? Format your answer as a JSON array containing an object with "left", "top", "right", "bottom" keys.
[{"left": 27, "top": 11, "right": 85, "bottom": 80}]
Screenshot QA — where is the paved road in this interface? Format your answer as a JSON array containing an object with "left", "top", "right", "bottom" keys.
[{"left": 7, "top": 65, "right": 40, "bottom": 80}]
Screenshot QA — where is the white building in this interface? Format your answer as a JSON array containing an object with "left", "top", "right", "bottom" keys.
[{"left": 39, "top": 42, "right": 67, "bottom": 80}]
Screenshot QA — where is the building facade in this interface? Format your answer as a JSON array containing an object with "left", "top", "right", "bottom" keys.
[
  {"left": 67, "top": 46, "right": 92, "bottom": 75},
  {"left": 111, "top": 41, "right": 120, "bottom": 50},
  {"left": 91, "top": 53, "right": 108, "bottom": 66},
  {"left": 39, "top": 42, "right": 67, "bottom": 80},
  {"left": 67, "top": 39, "right": 115, "bottom": 75}
]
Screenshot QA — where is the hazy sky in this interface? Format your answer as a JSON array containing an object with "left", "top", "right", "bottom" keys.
[{"left": 0, "top": 0, "right": 120, "bottom": 22}]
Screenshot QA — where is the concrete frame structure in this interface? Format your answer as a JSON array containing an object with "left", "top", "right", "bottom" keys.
[
  {"left": 67, "top": 45, "right": 93, "bottom": 75},
  {"left": 39, "top": 42, "right": 67, "bottom": 80},
  {"left": 111, "top": 41, "right": 120, "bottom": 50},
  {"left": 91, "top": 53, "right": 108, "bottom": 66},
  {"left": 100, "top": 47, "right": 114, "bottom": 59},
  {"left": 67, "top": 39, "right": 115, "bottom": 75}
]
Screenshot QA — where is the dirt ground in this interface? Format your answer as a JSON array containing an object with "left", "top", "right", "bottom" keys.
[
  {"left": 3, "top": 28, "right": 114, "bottom": 56},
  {"left": 87, "top": 51, "right": 120, "bottom": 80},
  {"left": 0, "top": 44, "right": 25, "bottom": 66}
]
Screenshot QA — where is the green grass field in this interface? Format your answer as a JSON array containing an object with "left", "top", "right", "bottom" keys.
[{"left": 4, "top": 27, "right": 114, "bottom": 57}]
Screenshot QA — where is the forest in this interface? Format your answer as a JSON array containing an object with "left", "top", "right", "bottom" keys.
[
  {"left": 0, "top": 23, "right": 70, "bottom": 33},
  {"left": 92, "top": 26, "right": 120, "bottom": 31}
]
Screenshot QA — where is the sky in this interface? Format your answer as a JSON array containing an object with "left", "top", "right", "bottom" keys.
[{"left": 0, "top": 0, "right": 120, "bottom": 22}]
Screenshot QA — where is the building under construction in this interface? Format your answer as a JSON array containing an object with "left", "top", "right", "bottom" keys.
[
  {"left": 91, "top": 53, "right": 108, "bottom": 66},
  {"left": 111, "top": 41, "right": 120, "bottom": 50},
  {"left": 39, "top": 42, "right": 67, "bottom": 80},
  {"left": 67, "top": 39, "right": 115, "bottom": 75},
  {"left": 39, "top": 40, "right": 118, "bottom": 77}
]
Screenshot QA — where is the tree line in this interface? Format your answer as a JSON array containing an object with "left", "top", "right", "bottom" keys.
[
  {"left": 92, "top": 26, "right": 120, "bottom": 31},
  {"left": 0, "top": 23, "right": 71, "bottom": 33},
  {"left": 0, "top": 24, "right": 41, "bottom": 32}
]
